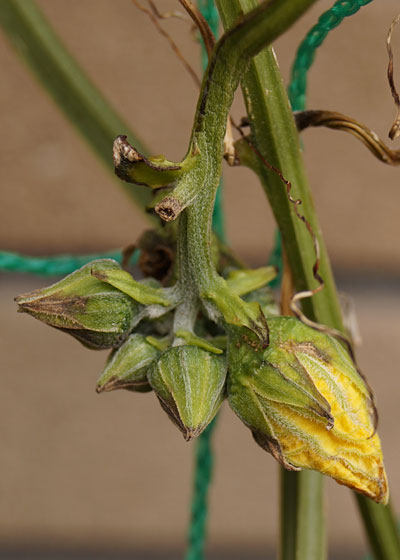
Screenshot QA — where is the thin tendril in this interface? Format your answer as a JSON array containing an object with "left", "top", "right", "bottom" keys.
[
  {"left": 387, "top": 13, "right": 400, "bottom": 140},
  {"left": 131, "top": 0, "right": 201, "bottom": 87}
]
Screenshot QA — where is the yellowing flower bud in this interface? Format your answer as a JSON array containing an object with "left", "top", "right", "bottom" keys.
[
  {"left": 15, "top": 260, "right": 141, "bottom": 350},
  {"left": 148, "top": 345, "right": 227, "bottom": 441},
  {"left": 228, "top": 317, "right": 388, "bottom": 504},
  {"left": 96, "top": 334, "right": 161, "bottom": 393}
]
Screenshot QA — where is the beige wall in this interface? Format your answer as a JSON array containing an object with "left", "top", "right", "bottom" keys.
[{"left": 1, "top": 0, "right": 400, "bottom": 556}]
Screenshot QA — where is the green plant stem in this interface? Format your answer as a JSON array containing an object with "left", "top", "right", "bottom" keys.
[
  {"left": 296, "top": 470, "right": 325, "bottom": 559},
  {"left": 280, "top": 469, "right": 326, "bottom": 560},
  {"left": 216, "top": 3, "right": 327, "bottom": 557},
  {"left": 217, "top": 0, "right": 343, "bottom": 329},
  {"left": 356, "top": 496, "right": 400, "bottom": 560},
  {"left": 280, "top": 470, "right": 298, "bottom": 560},
  {"left": 217, "top": 1, "right": 400, "bottom": 559},
  {"left": 0, "top": 0, "right": 153, "bottom": 212},
  {"left": 176, "top": 0, "right": 318, "bottom": 291}
]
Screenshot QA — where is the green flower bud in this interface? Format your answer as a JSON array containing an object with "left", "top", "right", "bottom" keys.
[
  {"left": 227, "top": 317, "right": 388, "bottom": 504},
  {"left": 148, "top": 345, "right": 227, "bottom": 440},
  {"left": 15, "top": 260, "right": 141, "bottom": 350},
  {"left": 96, "top": 333, "right": 162, "bottom": 393}
]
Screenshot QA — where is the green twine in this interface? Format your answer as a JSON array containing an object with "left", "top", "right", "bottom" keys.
[
  {"left": 267, "top": 229, "right": 283, "bottom": 289},
  {"left": 197, "top": 0, "right": 220, "bottom": 68},
  {"left": 185, "top": 420, "right": 217, "bottom": 560},
  {"left": 197, "top": 0, "right": 224, "bottom": 241},
  {"left": 197, "top": 0, "right": 225, "bottom": 244},
  {"left": 288, "top": 0, "right": 374, "bottom": 112},
  {"left": 269, "top": 0, "right": 374, "bottom": 286},
  {"left": 0, "top": 249, "right": 138, "bottom": 276}
]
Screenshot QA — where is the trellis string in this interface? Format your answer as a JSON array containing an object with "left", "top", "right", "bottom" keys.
[{"left": 0, "top": 249, "right": 137, "bottom": 276}]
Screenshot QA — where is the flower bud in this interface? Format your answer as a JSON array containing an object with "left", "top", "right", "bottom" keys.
[
  {"left": 227, "top": 317, "right": 388, "bottom": 504},
  {"left": 15, "top": 260, "right": 141, "bottom": 350},
  {"left": 148, "top": 345, "right": 227, "bottom": 440},
  {"left": 96, "top": 334, "right": 161, "bottom": 393}
]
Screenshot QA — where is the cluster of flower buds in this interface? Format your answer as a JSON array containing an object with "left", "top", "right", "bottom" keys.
[{"left": 15, "top": 238, "right": 388, "bottom": 504}]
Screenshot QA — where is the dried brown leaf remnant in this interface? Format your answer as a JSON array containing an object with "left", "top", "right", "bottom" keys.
[
  {"left": 131, "top": 0, "right": 201, "bottom": 87},
  {"left": 178, "top": 0, "right": 216, "bottom": 58},
  {"left": 295, "top": 110, "right": 400, "bottom": 165},
  {"left": 387, "top": 13, "right": 400, "bottom": 140}
]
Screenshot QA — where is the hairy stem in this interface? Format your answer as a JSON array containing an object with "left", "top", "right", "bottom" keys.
[
  {"left": 355, "top": 495, "right": 400, "bottom": 560},
  {"left": 178, "top": 0, "right": 318, "bottom": 292}
]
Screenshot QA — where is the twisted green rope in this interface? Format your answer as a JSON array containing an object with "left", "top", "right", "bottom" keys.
[
  {"left": 185, "top": 420, "right": 217, "bottom": 560},
  {"left": 197, "top": 0, "right": 225, "bottom": 244},
  {"left": 269, "top": 0, "right": 374, "bottom": 288},
  {"left": 0, "top": 249, "right": 138, "bottom": 276},
  {"left": 289, "top": 0, "right": 374, "bottom": 112}
]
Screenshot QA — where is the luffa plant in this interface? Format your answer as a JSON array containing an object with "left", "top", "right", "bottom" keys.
[{"left": 6, "top": 0, "right": 400, "bottom": 558}]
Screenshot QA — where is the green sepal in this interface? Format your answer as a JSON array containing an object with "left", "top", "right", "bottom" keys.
[
  {"left": 145, "top": 335, "right": 170, "bottom": 352},
  {"left": 90, "top": 264, "right": 173, "bottom": 307},
  {"left": 175, "top": 329, "right": 224, "bottom": 354},
  {"left": 202, "top": 277, "right": 269, "bottom": 346},
  {"left": 15, "top": 259, "right": 141, "bottom": 349},
  {"left": 225, "top": 266, "right": 277, "bottom": 296},
  {"left": 97, "top": 333, "right": 161, "bottom": 393},
  {"left": 148, "top": 345, "right": 227, "bottom": 440}
]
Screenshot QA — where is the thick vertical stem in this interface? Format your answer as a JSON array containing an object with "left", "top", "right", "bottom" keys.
[
  {"left": 182, "top": 0, "right": 318, "bottom": 291},
  {"left": 355, "top": 496, "right": 400, "bottom": 560},
  {"left": 280, "top": 470, "right": 298, "bottom": 560},
  {"left": 217, "top": 3, "right": 400, "bottom": 560},
  {"left": 215, "top": 2, "right": 328, "bottom": 559},
  {"left": 296, "top": 470, "right": 326, "bottom": 559}
]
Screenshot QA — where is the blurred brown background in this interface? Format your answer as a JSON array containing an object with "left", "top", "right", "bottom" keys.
[{"left": 1, "top": 0, "right": 400, "bottom": 558}]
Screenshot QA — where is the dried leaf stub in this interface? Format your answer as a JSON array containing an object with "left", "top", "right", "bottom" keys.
[
  {"left": 228, "top": 317, "right": 388, "bottom": 504},
  {"left": 113, "top": 135, "right": 183, "bottom": 187}
]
